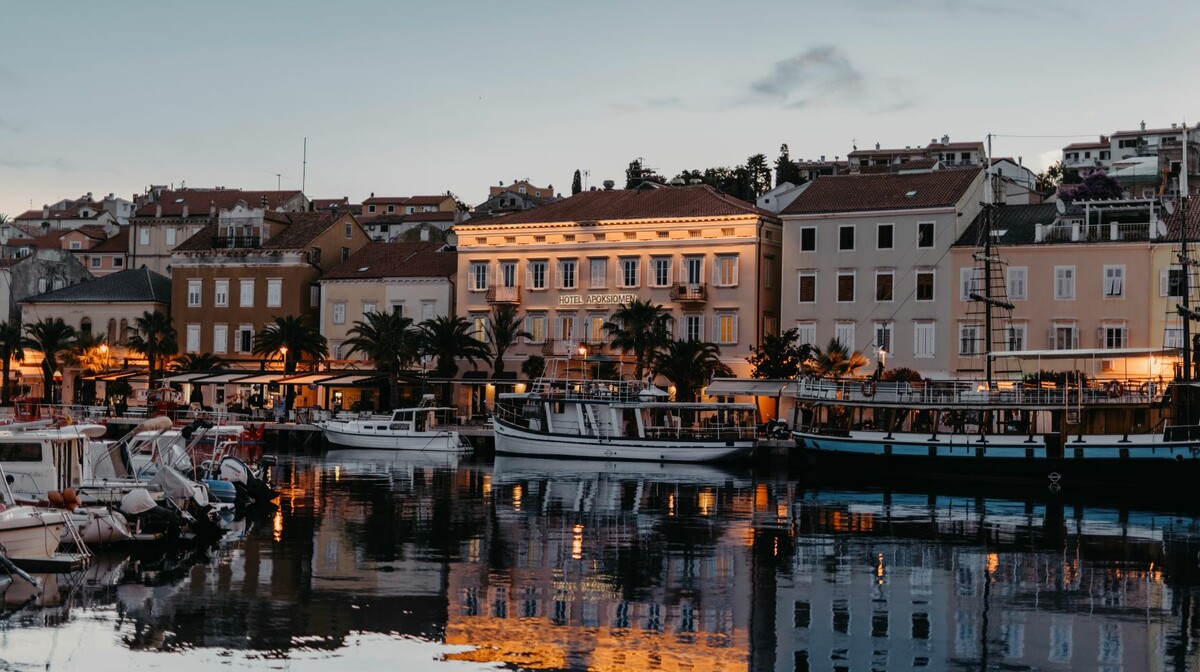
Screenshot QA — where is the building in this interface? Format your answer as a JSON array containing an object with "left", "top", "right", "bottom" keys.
[
  {"left": 990, "top": 158, "right": 1040, "bottom": 205},
  {"left": 474, "top": 180, "right": 559, "bottom": 217},
  {"left": 756, "top": 182, "right": 811, "bottom": 214},
  {"left": 453, "top": 184, "right": 783, "bottom": 385},
  {"left": 170, "top": 204, "right": 371, "bottom": 370},
  {"left": 848, "top": 136, "right": 985, "bottom": 174},
  {"left": 82, "top": 229, "right": 130, "bottom": 276},
  {"left": 0, "top": 248, "right": 92, "bottom": 322},
  {"left": 360, "top": 194, "right": 457, "bottom": 219},
  {"left": 12, "top": 191, "right": 131, "bottom": 231},
  {"left": 319, "top": 241, "right": 456, "bottom": 410},
  {"left": 360, "top": 211, "right": 461, "bottom": 242},
  {"left": 129, "top": 187, "right": 309, "bottom": 275},
  {"left": 780, "top": 167, "right": 986, "bottom": 378},
  {"left": 1060, "top": 122, "right": 1200, "bottom": 198}
]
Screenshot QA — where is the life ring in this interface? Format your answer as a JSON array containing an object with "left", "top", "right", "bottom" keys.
[
  {"left": 1106, "top": 381, "right": 1124, "bottom": 398},
  {"left": 860, "top": 380, "right": 877, "bottom": 398}
]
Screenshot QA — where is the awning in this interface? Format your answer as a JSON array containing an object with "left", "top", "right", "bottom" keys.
[
  {"left": 705, "top": 378, "right": 798, "bottom": 396},
  {"left": 160, "top": 372, "right": 211, "bottom": 383},
  {"left": 234, "top": 372, "right": 290, "bottom": 384},
  {"left": 318, "top": 374, "right": 382, "bottom": 386},
  {"left": 991, "top": 347, "right": 1180, "bottom": 360},
  {"left": 90, "top": 369, "right": 146, "bottom": 381},
  {"left": 279, "top": 372, "right": 339, "bottom": 385},
  {"left": 193, "top": 372, "right": 257, "bottom": 384}
]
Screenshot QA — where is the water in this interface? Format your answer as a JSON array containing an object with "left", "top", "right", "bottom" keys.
[{"left": 3, "top": 449, "right": 1200, "bottom": 671}]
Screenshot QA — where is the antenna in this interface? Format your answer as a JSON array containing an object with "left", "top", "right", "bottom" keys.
[
  {"left": 302, "top": 137, "right": 307, "bottom": 193},
  {"left": 273, "top": 173, "right": 282, "bottom": 190}
]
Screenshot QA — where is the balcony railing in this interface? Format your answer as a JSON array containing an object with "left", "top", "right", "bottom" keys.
[
  {"left": 212, "top": 236, "right": 262, "bottom": 249},
  {"left": 485, "top": 284, "right": 521, "bottom": 304},
  {"left": 669, "top": 282, "right": 708, "bottom": 304},
  {"left": 541, "top": 338, "right": 611, "bottom": 357}
]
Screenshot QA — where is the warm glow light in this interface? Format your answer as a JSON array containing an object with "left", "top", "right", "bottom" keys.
[
  {"left": 334, "top": 465, "right": 340, "bottom": 482},
  {"left": 668, "top": 493, "right": 676, "bottom": 517},
  {"left": 272, "top": 509, "right": 283, "bottom": 542},
  {"left": 98, "top": 343, "right": 108, "bottom": 354},
  {"left": 577, "top": 344, "right": 588, "bottom": 357},
  {"left": 513, "top": 383, "right": 526, "bottom": 394},
  {"left": 987, "top": 552, "right": 1000, "bottom": 575},
  {"left": 512, "top": 484, "right": 523, "bottom": 511},
  {"left": 698, "top": 490, "right": 715, "bottom": 516},
  {"left": 571, "top": 524, "right": 583, "bottom": 560}
]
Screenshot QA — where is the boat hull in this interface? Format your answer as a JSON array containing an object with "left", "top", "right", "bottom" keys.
[
  {"left": 494, "top": 418, "right": 755, "bottom": 463},
  {"left": 0, "top": 507, "right": 65, "bottom": 560},
  {"left": 793, "top": 429, "right": 1200, "bottom": 488},
  {"left": 321, "top": 424, "right": 463, "bottom": 451},
  {"left": 66, "top": 507, "right": 133, "bottom": 546}
]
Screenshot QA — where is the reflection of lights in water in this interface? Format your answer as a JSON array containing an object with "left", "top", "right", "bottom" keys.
[
  {"left": 482, "top": 474, "right": 491, "bottom": 498},
  {"left": 698, "top": 490, "right": 714, "bottom": 516},
  {"left": 273, "top": 509, "right": 283, "bottom": 542},
  {"left": 572, "top": 524, "right": 583, "bottom": 560},
  {"left": 776, "top": 503, "right": 787, "bottom": 520},
  {"left": 987, "top": 552, "right": 999, "bottom": 576},
  {"left": 334, "top": 465, "right": 340, "bottom": 482},
  {"left": 512, "top": 484, "right": 522, "bottom": 511},
  {"left": 668, "top": 494, "right": 675, "bottom": 517},
  {"left": 877, "top": 553, "right": 885, "bottom": 577},
  {"left": 755, "top": 484, "right": 768, "bottom": 511}
]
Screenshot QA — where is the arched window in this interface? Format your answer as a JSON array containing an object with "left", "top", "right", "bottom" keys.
[
  {"left": 107, "top": 319, "right": 117, "bottom": 343},
  {"left": 80, "top": 317, "right": 92, "bottom": 335},
  {"left": 119, "top": 319, "right": 129, "bottom": 345}
]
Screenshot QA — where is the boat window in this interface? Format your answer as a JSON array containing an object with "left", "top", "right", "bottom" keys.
[{"left": 0, "top": 442, "right": 42, "bottom": 462}]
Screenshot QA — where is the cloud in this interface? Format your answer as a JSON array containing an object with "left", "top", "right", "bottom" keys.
[
  {"left": 852, "top": 0, "right": 1078, "bottom": 19},
  {"left": 0, "top": 117, "right": 22, "bottom": 134},
  {"left": 0, "top": 66, "right": 23, "bottom": 88},
  {"left": 745, "top": 47, "right": 916, "bottom": 114},
  {"left": 609, "top": 95, "right": 685, "bottom": 114}
]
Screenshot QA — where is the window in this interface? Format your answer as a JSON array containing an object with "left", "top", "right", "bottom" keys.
[
  {"left": 795, "top": 322, "right": 816, "bottom": 347},
  {"left": 798, "top": 272, "right": 816, "bottom": 303},
  {"left": 683, "top": 257, "right": 703, "bottom": 285},
  {"left": 237, "top": 326, "right": 253, "bottom": 353},
  {"left": 391, "top": 303, "right": 403, "bottom": 317},
  {"left": 1103, "top": 265, "right": 1124, "bottom": 297},
  {"left": 959, "top": 323, "right": 981, "bottom": 355},
  {"left": 589, "top": 258, "right": 608, "bottom": 289},
  {"left": 526, "top": 314, "right": 546, "bottom": 344},
  {"left": 80, "top": 318, "right": 91, "bottom": 335},
  {"left": 267, "top": 278, "right": 282, "bottom": 308},
  {"left": 873, "top": 321, "right": 893, "bottom": 352},
  {"left": 875, "top": 272, "right": 894, "bottom": 302},
  {"left": 558, "top": 260, "right": 577, "bottom": 289},
  {"left": 588, "top": 315, "right": 605, "bottom": 342},
  {"left": 139, "top": 228, "right": 150, "bottom": 246},
  {"left": 1161, "top": 267, "right": 1186, "bottom": 297},
  {"left": 651, "top": 258, "right": 671, "bottom": 287},
  {"left": 472, "top": 315, "right": 489, "bottom": 342},
  {"left": 37, "top": 278, "right": 46, "bottom": 293},
  {"left": 1007, "top": 323, "right": 1027, "bottom": 351},
  {"left": 214, "top": 279, "right": 229, "bottom": 307},
  {"left": 69, "top": 240, "right": 81, "bottom": 250},
  {"left": 683, "top": 315, "right": 703, "bottom": 342},
  {"left": 345, "top": 221, "right": 353, "bottom": 238},
  {"left": 834, "top": 322, "right": 855, "bottom": 352},
  {"left": 213, "top": 324, "right": 228, "bottom": 354},
  {"left": 715, "top": 313, "right": 738, "bottom": 345},
  {"left": 800, "top": 227, "right": 816, "bottom": 252},
  {"left": 341, "top": 247, "right": 350, "bottom": 261},
  {"left": 877, "top": 224, "right": 893, "bottom": 250},
  {"left": 555, "top": 314, "right": 576, "bottom": 341},
  {"left": 917, "top": 222, "right": 934, "bottom": 248},
  {"left": 1054, "top": 266, "right": 1075, "bottom": 300},
  {"left": 113, "top": 257, "right": 123, "bottom": 267},
  {"left": 239, "top": 279, "right": 254, "bottom": 307},
  {"left": 836, "top": 272, "right": 855, "bottom": 302},
  {"left": 838, "top": 225, "right": 854, "bottom": 251},
  {"left": 1007, "top": 267, "right": 1027, "bottom": 300},
  {"left": 385, "top": 205, "right": 393, "bottom": 213},
  {"left": 363, "top": 302, "right": 376, "bottom": 317},
  {"left": 332, "top": 302, "right": 346, "bottom": 325},
  {"left": 529, "top": 261, "right": 547, "bottom": 290},
  {"left": 90, "top": 257, "right": 101, "bottom": 268},
  {"left": 1166, "top": 319, "right": 1185, "bottom": 348},
  {"left": 186, "top": 324, "right": 200, "bottom": 353},
  {"left": 714, "top": 255, "right": 737, "bottom": 287},
  {"left": 500, "top": 262, "right": 517, "bottom": 288},
  {"left": 166, "top": 228, "right": 177, "bottom": 246},
  {"left": 187, "top": 279, "right": 201, "bottom": 307},
  {"left": 368, "top": 204, "right": 376, "bottom": 213},
  {"left": 470, "top": 262, "right": 489, "bottom": 291},
  {"left": 960, "top": 267, "right": 982, "bottom": 301},
  {"left": 310, "top": 247, "right": 321, "bottom": 266},
  {"left": 764, "top": 257, "right": 774, "bottom": 289},
  {"left": 1052, "top": 323, "right": 1078, "bottom": 350},
  {"left": 914, "top": 322, "right": 935, "bottom": 358},
  {"left": 621, "top": 258, "right": 640, "bottom": 288},
  {"left": 916, "top": 270, "right": 935, "bottom": 301},
  {"left": 1103, "top": 324, "right": 1127, "bottom": 349},
  {"left": 310, "top": 285, "right": 320, "bottom": 308},
  {"left": 106, "top": 319, "right": 117, "bottom": 343}
]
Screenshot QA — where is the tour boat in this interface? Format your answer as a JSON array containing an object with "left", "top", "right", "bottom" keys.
[
  {"left": 317, "top": 397, "right": 466, "bottom": 451},
  {"left": 492, "top": 378, "right": 757, "bottom": 463}
]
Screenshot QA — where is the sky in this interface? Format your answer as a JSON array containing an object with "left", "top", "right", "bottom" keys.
[{"left": 3, "top": 0, "right": 1200, "bottom": 216}]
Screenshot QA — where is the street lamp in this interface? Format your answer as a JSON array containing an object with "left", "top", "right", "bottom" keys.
[{"left": 578, "top": 344, "right": 588, "bottom": 381}]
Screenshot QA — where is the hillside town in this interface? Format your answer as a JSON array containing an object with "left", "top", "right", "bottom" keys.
[{"left": 0, "top": 123, "right": 1196, "bottom": 425}]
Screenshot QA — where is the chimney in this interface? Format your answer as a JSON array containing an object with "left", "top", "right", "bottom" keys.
[
  {"left": 182, "top": 205, "right": 189, "bottom": 218},
  {"left": 1141, "top": 120, "right": 1146, "bottom": 131},
  {"left": 210, "top": 203, "right": 216, "bottom": 216},
  {"left": 155, "top": 204, "right": 162, "bottom": 217},
  {"left": 602, "top": 180, "right": 615, "bottom": 190},
  {"left": 820, "top": 155, "right": 825, "bottom": 162},
  {"left": 875, "top": 142, "right": 880, "bottom": 150},
  {"left": 41, "top": 205, "right": 49, "bottom": 218},
  {"left": 941, "top": 135, "right": 950, "bottom": 145}
]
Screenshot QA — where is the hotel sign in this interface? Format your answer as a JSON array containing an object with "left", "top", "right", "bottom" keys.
[{"left": 559, "top": 293, "right": 637, "bottom": 306}]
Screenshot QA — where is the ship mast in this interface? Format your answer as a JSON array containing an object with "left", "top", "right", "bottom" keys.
[{"left": 1177, "top": 122, "right": 1192, "bottom": 424}]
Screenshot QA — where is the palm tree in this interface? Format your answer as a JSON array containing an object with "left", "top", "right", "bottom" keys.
[
  {"left": 419, "top": 315, "right": 489, "bottom": 379},
  {"left": 253, "top": 315, "right": 328, "bottom": 409},
  {"left": 603, "top": 299, "right": 672, "bottom": 381},
  {"left": 810, "top": 337, "right": 868, "bottom": 379},
  {"left": 344, "top": 311, "right": 421, "bottom": 407},
  {"left": 0, "top": 320, "right": 23, "bottom": 406},
  {"left": 23, "top": 318, "right": 77, "bottom": 403},
  {"left": 127, "top": 310, "right": 177, "bottom": 386},
  {"left": 488, "top": 304, "right": 530, "bottom": 379},
  {"left": 520, "top": 354, "right": 546, "bottom": 380},
  {"left": 169, "top": 352, "right": 225, "bottom": 372},
  {"left": 652, "top": 339, "right": 732, "bottom": 403}
]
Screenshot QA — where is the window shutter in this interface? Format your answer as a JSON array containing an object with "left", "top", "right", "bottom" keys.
[
  {"left": 1047, "top": 327, "right": 1055, "bottom": 348},
  {"left": 1161, "top": 269, "right": 1170, "bottom": 297},
  {"left": 1096, "top": 327, "right": 1104, "bottom": 347},
  {"left": 732, "top": 314, "right": 739, "bottom": 343}
]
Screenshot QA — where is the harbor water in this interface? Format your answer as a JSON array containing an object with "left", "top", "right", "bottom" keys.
[{"left": 3, "top": 446, "right": 1200, "bottom": 671}]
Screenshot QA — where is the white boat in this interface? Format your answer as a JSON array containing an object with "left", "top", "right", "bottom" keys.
[
  {"left": 0, "top": 505, "right": 66, "bottom": 562},
  {"left": 492, "top": 378, "right": 757, "bottom": 463},
  {"left": 318, "top": 400, "right": 465, "bottom": 451}
]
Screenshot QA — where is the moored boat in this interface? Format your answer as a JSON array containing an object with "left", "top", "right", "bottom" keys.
[{"left": 317, "top": 397, "right": 465, "bottom": 451}]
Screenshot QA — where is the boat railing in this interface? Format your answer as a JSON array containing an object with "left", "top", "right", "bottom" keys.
[
  {"left": 527, "top": 378, "right": 651, "bottom": 403},
  {"left": 795, "top": 376, "right": 1167, "bottom": 406}
]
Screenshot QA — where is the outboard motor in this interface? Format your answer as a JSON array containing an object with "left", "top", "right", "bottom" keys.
[
  {"left": 120, "top": 488, "right": 187, "bottom": 540},
  {"left": 219, "top": 456, "right": 279, "bottom": 505}
]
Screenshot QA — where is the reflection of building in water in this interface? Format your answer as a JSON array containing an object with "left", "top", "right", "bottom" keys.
[
  {"left": 769, "top": 492, "right": 1194, "bottom": 672},
  {"left": 446, "top": 470, "right": 758, "bottom": 670}
]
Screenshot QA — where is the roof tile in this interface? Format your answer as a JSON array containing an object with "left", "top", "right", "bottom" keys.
[{"left": 782, "top": 168, "right": 983, "bottom": 215}]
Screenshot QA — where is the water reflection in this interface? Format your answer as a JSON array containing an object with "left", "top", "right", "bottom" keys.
[{"left": 0, "top": 450, "right": 1199, "bottom": 671}]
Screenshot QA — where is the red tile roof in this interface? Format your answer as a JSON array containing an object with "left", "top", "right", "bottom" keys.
[
  {"left": 362, "top": 195, "right": 450, "bottom": 206},
  {"left": 1163, "top": 201, "right": 1200, "bottom": 243},
  {"left": 15, "top": 206, "right": 102, "bottom": 221},
  {"left": 90, "top": 229, "right": 129, "bottom": 253},
  {"left": 1062, "top": 141, "right": 1109, "bottom": 150},
  {"left": 134, "top": 189, "right": 303, "bottom": 217},
  {"left": 323, "top": 241, "right": 455, "bottom": 280},
  {"left": 173, "top": 211, "right": 350, "bottom": 252},
  {"left": 1112, "top": 127, "right": 1188, "bottom": 138},
  {"left": 782, "top": 168, "right": 983, "bottom": 215},
  {"left": 466, "top": 185, "right": 775, "bottom": 226}
]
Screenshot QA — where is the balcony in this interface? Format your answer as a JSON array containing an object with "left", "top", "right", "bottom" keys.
[
  {"left": 485, "top": 284, "right": 521, "bottom": 304},
  {"left": 541, "top": 338, "right": 611, "bottom": 357},
  {"left": 212, "top": 236, "right": 262, "bottom": 249},
  {"left": 669, "top": 282, "right": 708, "bottom": 306}
]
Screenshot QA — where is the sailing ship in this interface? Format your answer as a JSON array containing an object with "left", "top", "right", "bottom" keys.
[{"left": 791, "top": 129, "right": 1200, "bottom": 488}]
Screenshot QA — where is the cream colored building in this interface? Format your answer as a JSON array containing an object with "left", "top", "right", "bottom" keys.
[{"left": 453, "top": 184, "right": 783, "bottom": 382}]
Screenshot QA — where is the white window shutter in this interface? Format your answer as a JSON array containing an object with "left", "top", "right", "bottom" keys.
[
  {"left": 732, "top": 314, "right": 738, "bottom": 343},
  {"left": 1161, "top": 269, "right": 1170, "bottom": 297}
]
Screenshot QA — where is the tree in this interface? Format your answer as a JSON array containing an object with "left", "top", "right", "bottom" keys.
[
  {"left": 746, "top": 328, "right": 813, "bottom": 379},
  {"left": 809, "top": 338, "right": 868, "bottom": 379},
  {"left": 521, "top": 355, "right": 546, "bottom": 380},
  {"left": 1035, "top": 160, "right": 1064, "bottom": 196},
  {"left": 571, "top": 169, "right": 582, "bottom": 195},
  {"left": 170, "top": 352, "right": 225, "bottom": 372},
  {"left": 0, "top": 321, "right": 22, "bottom": 405},
  {"left": 625, "top": 158, "right": 664, "bottom": 189},
  {"left": 603, "top": 299, "right": 672, "bottom": 381},
  {"left": 488, "top": 304, "right": 530, "bottom": 379},
  {"left": 127, "top": 310, "right": 177, "bottom": 386},
  {"left": 253, "top": 315, "right": 328, "bottom": 408},
  {"left": 23, "top": 318, "right": 76, "bottom": 403},
  {"left": 745, "top": 153, "right": 772, "bottom": 197},
  {"left": 775, "top": 143, "right": 803, "bottom": 187},
  {"left": 652, "top": 339, "right": 732, "bottom": 403},
  {"left": 0, "top": 213, "right": 9, "bottom": 226},
  {"left": 344, "top": 310, "right": 421, "bottom": 407},
  {"left": 1057, "top": 170, "right": 1124, "bottom": 202},
  {"left": 420, "top": 315, "right": 489, "bottom": 378}
]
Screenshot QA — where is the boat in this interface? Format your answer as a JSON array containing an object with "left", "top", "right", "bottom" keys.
[
  {"left": 791, "top": 131, "right": 1200, "bottom": 489},
  {"left": 0, "top": 504, "right": 67, "bottom": 564},
  {"left": 317, "top": 396, "right": 466, "bottom": 451},
  {"left": 492, "top": 377, "right": 757, "bottom": 462}
]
